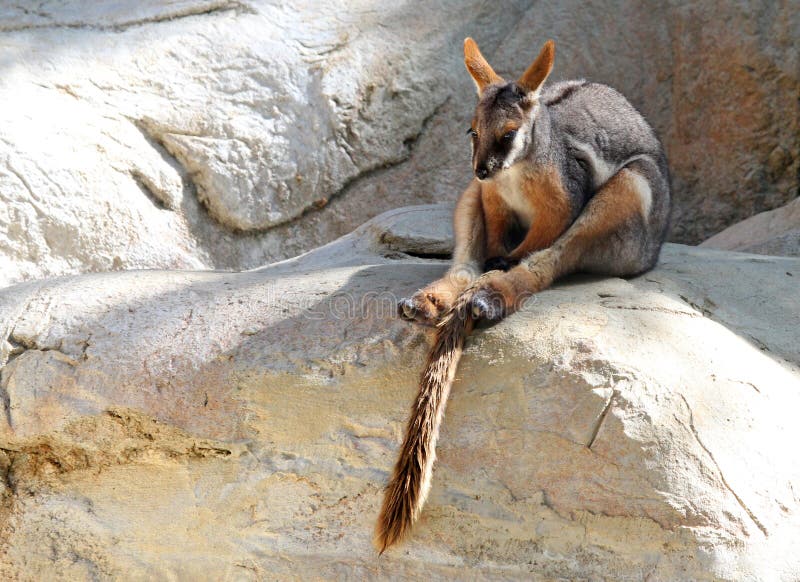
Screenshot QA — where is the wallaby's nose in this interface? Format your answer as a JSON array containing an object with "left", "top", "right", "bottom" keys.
[{"left": 475, "top": 167, "right": 489, "bottom": 180}]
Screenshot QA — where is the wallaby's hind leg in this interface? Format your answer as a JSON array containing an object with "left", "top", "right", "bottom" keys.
[
  {"left": 399, "top": 180, "right": 486, "bottom": 325},
  {"left": 573, "top": 156, "right": 670, "bottom": 277},
  {"left": 470, "top": 157, "right": 669, "bottom": 320}
]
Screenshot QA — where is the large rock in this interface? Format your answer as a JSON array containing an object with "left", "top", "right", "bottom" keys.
[
  {"left": 0, "top": 206, "right": 798, "bottom": 580},
  {"left": 700, "top": 197, "right": 800, "bottom": 257},
  {"left": 1, "top": 1, "right": 797, "bottom": 287}
]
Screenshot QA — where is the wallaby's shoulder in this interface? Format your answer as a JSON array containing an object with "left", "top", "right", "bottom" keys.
[
  {"left": 541, "top": 79, "right": 589, "bottom": 106},
  {"left": 543, "top": 79, "right": 662, "bottom": 159},
  {"left": 542, "top": 79, "right": 632, "bottom": 111}
]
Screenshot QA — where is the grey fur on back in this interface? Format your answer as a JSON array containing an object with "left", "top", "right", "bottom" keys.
[{"left": 532, "top": 79, "right": 672, "bottom": 261}]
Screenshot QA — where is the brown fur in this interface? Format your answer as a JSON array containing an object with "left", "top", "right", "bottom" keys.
[
  {"left": 562, "top": 169, "right": 645, "bottom": 244},
  {"left": 465, "top": 171, "right": 651, "bottom": 320},
  {"left": 539, "top": 168, "right": 648, "bottom": 272},
  {"left": 506, "top": 165, "right": 572, "bottom": 261},
  {"left": 480, "top": 165, "right": 571, "bottom": 262},
  {"left": 501, "top": 121, "right": 521, "bottom": 136},
  {"left": 380, "top": 41, "right": 563, "bottom": 552},
  {"left": 451, "top": 180, "right": 486, "bottom": 268},
  {"left": 405, "top": 182, "right": 485, "bottom": 324},
  {"left": 480, "top": 181, "right": 514, "bottom": 257},
  {"left": 476, "top": 167, "right": 653, "bottom": 315}
]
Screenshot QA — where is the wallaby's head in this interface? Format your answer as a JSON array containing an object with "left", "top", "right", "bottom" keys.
[{"left": 464, "top": 38, "right": 555, "bottom": 181}]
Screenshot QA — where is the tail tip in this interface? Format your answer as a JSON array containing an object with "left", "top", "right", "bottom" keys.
[
  {"left": 374, "top": 514, "right": 407, "bottom": 555},
  {"left": 373, "top": 530, "right": 391, "bottom": 555}
]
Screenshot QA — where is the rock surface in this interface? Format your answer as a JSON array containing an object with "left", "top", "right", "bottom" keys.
[
  {"left": 1, "top": 1, "right": 797, "bottom": 287},
  {"left": 0, "top": 0, "right": 529, "bottom": 287},
  {"left": 1, "top": 206, "right": 799, "bottom": 580},
  {"left": 701, "top": 197, "right": 800, "bottom": 257}
]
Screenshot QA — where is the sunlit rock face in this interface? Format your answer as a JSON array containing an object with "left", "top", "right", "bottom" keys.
[
  {"left": 0, "top": 1, "right": 797, "bottom": 287},
  {"left": 0, "top": 0, "right": 527, "bottom": 287},
  {"left": 1, "top": 206, "right": 798, "bottom": 580}
]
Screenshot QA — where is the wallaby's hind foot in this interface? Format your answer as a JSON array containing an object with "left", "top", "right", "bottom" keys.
[{"left": 398, "top": 278, "right": 466, "bottom": 326}]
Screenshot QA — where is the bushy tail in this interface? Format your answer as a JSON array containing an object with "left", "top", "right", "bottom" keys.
[{"left": 375, "top": 292, "right": 475, "bottom": 553}]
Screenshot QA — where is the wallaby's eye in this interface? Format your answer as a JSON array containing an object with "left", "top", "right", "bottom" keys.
[
  {"left": 502, "top": 130, "right": 517, "bottom": 142},
  {"left": 467, "top": 128, "right": 478, "bottom": 138}
]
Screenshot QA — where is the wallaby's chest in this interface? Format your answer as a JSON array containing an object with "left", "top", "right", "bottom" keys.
[
  {"left": 496, "top": 168, "right": 536, "bottom": 228},
  {"left": 485, "top": 164, "right": 573, "bottom": 250}
]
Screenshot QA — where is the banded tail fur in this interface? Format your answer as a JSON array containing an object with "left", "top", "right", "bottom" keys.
[{"left": 376, "top": 37, "right": 671, "bottom": 552}]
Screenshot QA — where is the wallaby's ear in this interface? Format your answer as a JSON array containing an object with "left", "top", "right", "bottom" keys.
[
  {"left": 464, "top": 37, "right": 503, "bottom": 95},
  {"left": 517, "top": 40, "right": 555, "bottom": 96}
]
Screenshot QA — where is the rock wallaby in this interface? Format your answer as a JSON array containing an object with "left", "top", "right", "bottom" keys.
[{"left": 375, "top": 37, "right": 671, "bottom": 553}]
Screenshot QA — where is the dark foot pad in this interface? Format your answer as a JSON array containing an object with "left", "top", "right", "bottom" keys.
[
  {"left": 470, "top": 289, "right": 506, "bottom": 321},
  {"left": 397, "top": 298, "right": 417, "bottom": 321},
  {"left": 397, "top": 297, "right": 438, "bottom": 327},
  {"left": 483, "top": 256, "right": 518, "bottom": 272}
]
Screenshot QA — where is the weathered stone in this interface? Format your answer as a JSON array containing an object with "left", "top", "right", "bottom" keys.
[
  {"left": 701, "top": 197, "right": 800, "bottom": 257},
  {"left": 0, "top": 0, "right": 529, "bottom": 287},
  {"left": 0, "top": 206, "right": 798, "bottom": 580}
]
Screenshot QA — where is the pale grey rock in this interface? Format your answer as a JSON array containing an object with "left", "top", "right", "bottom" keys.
[
  {"left": 0, "top": 1, "right": 245, "bottom": 31},
  {"left": 0, "top": 206, "right": 798, "bottom": 580},
  {"left": 701, "top": 197, "right": 800, "bottom": 257},
  {"left": 0, "top": 0, "right": 529, "bottom": 288}
]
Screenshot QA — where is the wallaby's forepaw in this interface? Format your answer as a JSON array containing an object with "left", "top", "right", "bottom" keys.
[
  {"left": 398, "top": 292, "right": 449, "bottom": 326},
  {"left": 469, "top": 268, "right": 536, "bottom": 321},
  {"left": 483, "top": 256, "right": 519, "bottom": 272},
  {"left": 470, "top": 287, "right": 507, "bottom": 321}
]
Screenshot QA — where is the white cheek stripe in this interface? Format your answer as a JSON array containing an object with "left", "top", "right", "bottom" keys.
[
  {"left": 470, "top": 139, "right": 475, "bottom": 170},
  {"left": 502, "top": 101, "right": 538, "bottom": 170}
]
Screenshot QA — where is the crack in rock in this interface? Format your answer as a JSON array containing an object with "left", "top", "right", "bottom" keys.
[
  {"left": 0, "top": 1, "right": 255, "bottom": 34},
  {"left": 0, "top": 339, "right": 25, "bottom": 368},
  {"left": 601, "top": 304, "right": 702, "bottom": 318},
  {"left": 281, "top": 96, "right": 452, "bottom": 230},
  {"left": 132, "top": 95, "right": 451, "bottom": 235},
  {"left": 128, "top": 118, "right": 198, "bottom": 211},
  {"left": 249, "top": 94, "right": 451, "bottom": 232},
  {"left": 587, "top": 390, "right": 618, "bottom": 450},
  {"left": 679, "top": 394, "right": 769, "bottom": 537},
  {"left": 678, "top": 293, "right": 716, "bottom": 318},
  {"left": 130, "top": 169, "right": 174, "bottom": 211}
]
